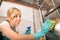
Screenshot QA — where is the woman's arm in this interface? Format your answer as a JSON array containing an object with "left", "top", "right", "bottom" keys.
[{"left": 0, "top": 26, "right": 34, "bottom": 40}]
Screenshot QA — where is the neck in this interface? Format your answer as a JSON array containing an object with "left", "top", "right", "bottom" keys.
[
  {"left": 7, "top": 19, "right": 15, "bottom": 29},
  {"left": 10, "top": 21, "right": 15, "bottom": 28}
]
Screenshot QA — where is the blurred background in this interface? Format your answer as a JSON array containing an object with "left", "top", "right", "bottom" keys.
[{"left": 0, "top": 0, "right": 60, "bottom": 40}]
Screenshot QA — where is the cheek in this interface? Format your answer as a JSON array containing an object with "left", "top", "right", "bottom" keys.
[{"left": 13, "top": 18, "right": 21, "bottom": 24}]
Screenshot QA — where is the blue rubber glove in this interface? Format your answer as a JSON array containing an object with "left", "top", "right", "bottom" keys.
[{"left": 34, "top": 19, "right": 56, "bottom": 40}]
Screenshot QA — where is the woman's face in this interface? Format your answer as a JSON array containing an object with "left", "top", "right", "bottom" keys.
[{"left": 10, "top": 10, "right": 21, "bottom": 26}]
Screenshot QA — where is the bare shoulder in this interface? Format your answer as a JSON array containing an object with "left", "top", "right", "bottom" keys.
[{"left": 0, "top": 21, "right": 10, "bottom": 30}]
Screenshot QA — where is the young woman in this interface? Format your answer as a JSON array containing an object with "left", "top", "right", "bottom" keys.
[{"left": 0, "top": 7, "right": 55, "bottom": 40}]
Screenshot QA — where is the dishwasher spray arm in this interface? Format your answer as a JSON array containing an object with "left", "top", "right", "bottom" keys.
[{"left": 44, "top": 5, "right": 60, "bottom": 17}]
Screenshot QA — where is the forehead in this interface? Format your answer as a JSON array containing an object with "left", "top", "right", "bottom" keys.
[{"left": 11, "top": 10, "right": 21, "bottom": 17}]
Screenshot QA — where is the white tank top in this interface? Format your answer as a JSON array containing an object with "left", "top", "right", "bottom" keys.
[{"left": 0, "top": 21, "right": 10, "bottom": 36}]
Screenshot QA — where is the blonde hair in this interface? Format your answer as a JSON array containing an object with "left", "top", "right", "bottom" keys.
[{"left": 7, "top": 7, "right": 20, "bottom": 17}]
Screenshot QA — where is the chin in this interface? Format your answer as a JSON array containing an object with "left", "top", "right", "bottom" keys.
[{"left": 15, "top": 21, "right": 20, "bottom": 26}]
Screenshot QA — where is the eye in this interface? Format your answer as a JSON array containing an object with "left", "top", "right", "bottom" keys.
[
  {"left": 19, "top": 15, "right": 21, "bottom": 18},
  {"left": 13, "top": 15, "right": 17, "bottom": 18}
]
